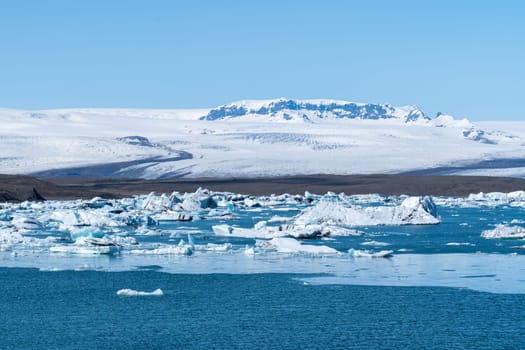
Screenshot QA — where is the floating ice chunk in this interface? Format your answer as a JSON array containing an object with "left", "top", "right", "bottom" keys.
[
  {"left": 83, "top": 197, "right": 108, "bottom": 209},
  {"left": 481, "top": 225, "right": 525, "bottom": 239},
  {"left": 243, "top": 198, "right": 262, "bottom": 208},
  {"left": 154, "top": 211, "right": 193, "bottom": 222},
  {"left": 244, "top": 247, "right": 255, "bottom": 255},
  {"left": 50, "top": 238, "right": 121, "bottom": 255},
  {"left": 69, "top": 227, "right": 105, "bottom": 241},
  {"left": 348, "top": 249, "right": 393, "bottom": 258},
  {"left": 212, "top": 224, "right": 233, "bottom": 236},
  {"left": 107, "top": 234, "right": 138, "bottom": 247},
  {"left": 0, "top": 228, "right": 25, "bottom": 250},
  {"left": 194, "top": 243, "right": 232, "bottom": 252},
  {"left": 268, "top": 215, "right": 291, "bottom": 223},
  {"left": 182, "top": 188, "right": 217, "bottom": 211},
  {"left": 258, "top": 237, "right": 339, "bottom": 255},
  {"left": 205, "top": 209, "right": 238, "bottom": 220},
  {"left": 293, "top": 196, "right": 439, "bottom": 226},
  {"left": 212, "top": 223, "right": 326, "bottom": 239},
  {"left": 361, "top": 240, "right": 390, "bottom": 247},
  {"left": 446, "top": 242, "right": 475, "bottom": 246},
  {"left": 325, "top": 226, "right": 364, "bottom": 236},
  {"left": 212, "top": 224, "right": 278, "bottom": 239},
  {"left": 141, "top": 192, "right": 181, "bottom": 211},
  {"left": 130, "top": 243, "right": 193, "bottom": 255},
  {"left": 11, "top": 216, "right": 43, "bottom": 230},
  {"left": 49, "top": 210, "right": 122, "bottom": 229},
  {"left": 0, "top": 210, "right": 12, "bottom": 221},
  {"left": 284, "top": 224, "right": 329, "bottom": 238},
  {"left": 116, "top": 288, "right": 164, "bottom": 297}
]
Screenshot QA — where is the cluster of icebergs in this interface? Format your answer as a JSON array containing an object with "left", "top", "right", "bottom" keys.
[
  {"left": 435, "top": 191, "right": 525, "bottom": 208},
  {"left": 2, "top": 188, "right": 525, "bottom": 260},
  {"left": 0, "top": 189, "right": 446, "bottom": 258}
]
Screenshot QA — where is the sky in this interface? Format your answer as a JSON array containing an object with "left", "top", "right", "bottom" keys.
[{"left": 0, "top": 0, "right": 523, "bottom": 121}]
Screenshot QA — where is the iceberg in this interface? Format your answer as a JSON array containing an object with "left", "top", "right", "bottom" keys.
[
  {"left": 257, "top": 237, "right": 339, "bottom": 255},
  {"left": 141, "top": 192, "right": 181, "bottom": 211},
  {"left": 153, "top": 211, "right": 193, "bottom": 222},
  {"left": 212, "top": 222, "right": 328, "bottom": 239},
  {"left": 481, "top": 225, "right": 525, "bottom": 239},
  {"left": 181, "top": 188, "right": 217, "bottom": 211},
  {"left": 69, "top": 227, "right": 105, "bottom": 241},
  {"left": 11, "top": 216, "right": 43, "bottom": 231},
  {"left": 50, "top": 238, "right": 121, "bottom": 255},
  {"left": 293, "top": 196, "right": 439, "bottom": 226},
  {"left": 83, "top": 197, "right": 108, "bottom": 209},
  {"left": 129, "top": 241, "right": 193, "bottom": 255},
  {"left": 0, "top": 228, "right": 25, "bottom": 250},
  {"left": 116, "top": 288, "right": 164, "bottom": 297},
  {"left": 348, "top": 249, "right": 393, "bottom": 258}
]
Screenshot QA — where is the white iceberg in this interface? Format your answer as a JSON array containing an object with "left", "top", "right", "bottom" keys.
[
  {"left": 348, "top": 249, "right": 393, "bottom": 258},
  {"left": 0, "top": 228, "right": 25, "bottom": 250},
  {"left": 181, "top": 188, "right": 217, "bottom": 211},
  {"left": 116, "top": 288, "right": 164, "bottom": 297},
  {"left": 50, "top": 238, "right": 121, "bottom": 255},
  {"left": 153, "top": 210, "right": 193, "bottom": 222},
  {"left": 293, "top": 196, "right": 439, "bottom": 226},
  {"left": 129, "top": 241, "right": 193, "bottom": 255},
  {"left": 212, "top": 222, "right": 327, "bottom": 239},
  {"left": 481, "top": 225, "right": 525, "bottom": 239},
  {"left": 11, "top": 216, "right": 43, "bottom": 230},
  {"left": 194, "top": 243, "right": 232, "bottom": 252},
  {"left": 257, "top": 237, "right": 339, "bottom": 255}
]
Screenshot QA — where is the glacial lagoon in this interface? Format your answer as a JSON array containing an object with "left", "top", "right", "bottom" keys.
[{"left": 2, "top": 189, "right": 525, "bottom": 348}]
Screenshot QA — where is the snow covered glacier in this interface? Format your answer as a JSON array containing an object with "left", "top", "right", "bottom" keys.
[{"left": 0, "top": 98, "right": 524, "bottom": 178}]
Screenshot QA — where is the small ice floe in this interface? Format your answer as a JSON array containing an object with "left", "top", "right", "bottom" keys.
[
  {"left": 50, "top": 245, "right": 118, "bottom": 255},
  {"left": 293, "top": 196, "right": 440, "bottom": 227},
  {"left": 129, "top": 241, "right": 193, "bottom": 255},
  {"left": 446, "top": 242, "right": 475, "bottom": 246},
  {"left": 154, "top": 211, "right": 193, "bottom": 222},
  {"left": 212, "top": 222, "right": 329, "bottom": 239},
  {"left": 11, "top": 216, "right": 43, "bottom": 231},
  {"left": 256, "top": 237, "right": 339, "bottom": 255},
  {"left": 194, "top": 243, "right": 233, "bottom": 252},
  {"left": 465, "top": 191, "right": 525, "bottom": 207},
  {"left": 481, "top": 225, "right": 525, "bottom": 239},
  {"left": 49, "top": 209, "right": 122, "bottom": 229},
  {"left": 360, "top": 240, "right": 390, "bottom": 247},
  {"left": 348, "top": 249, "right": 393, "bottom": 258},
  {"left": 69, "top": 227, "right": 105, "bottom": 241},
  {"left": 0, "top": 210, "right": 12, "bottom": 221},
  {"left": 0, "top": 228, "right": 25, "bottom": 249},
  {"left": 116, "top": 288, "right": 164, "bottom": 297},
  {"left": 83, "top": 197, "right": 108, "bottom": 209},
  {"left": 268, "top": 215, "right": 291, "bottom": 223},
  {"left": 243, "top": 247, "right": 255, "bottom": 256},
  {"left": 205, "top": 209, "right": 238, "bottom": 220},
  {"left": 50, "top": 237, "right": 122, "bottom": 255}
]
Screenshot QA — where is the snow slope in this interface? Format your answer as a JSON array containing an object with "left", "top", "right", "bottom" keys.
[{"left": 0, "top": 99, "right": 524, "bottom": 178}]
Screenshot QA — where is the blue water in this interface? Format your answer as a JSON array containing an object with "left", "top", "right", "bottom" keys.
[
  {"left": 1, "top": 268, "right": 525, "bottom": 349},
  {"left": 3, "top": 195, "right": 525, "bottom": 348}
]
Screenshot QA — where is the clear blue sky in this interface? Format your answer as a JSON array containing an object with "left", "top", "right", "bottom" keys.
[{"left": 0, "top": 0, "right": 523, "bottom": 120}]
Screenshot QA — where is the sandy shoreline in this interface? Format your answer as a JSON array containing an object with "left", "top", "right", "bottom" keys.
[{"left": 2, "top": 174, "right": 525, "bottom": 202}]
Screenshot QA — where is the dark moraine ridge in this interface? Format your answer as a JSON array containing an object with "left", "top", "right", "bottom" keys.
[{"left": 2, "top": 174, "right": 525, "bottom": 201}]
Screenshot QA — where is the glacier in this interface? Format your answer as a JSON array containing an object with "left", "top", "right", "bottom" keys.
[{"left": 0, "top": 99, "right": 524, "bottom": 178}]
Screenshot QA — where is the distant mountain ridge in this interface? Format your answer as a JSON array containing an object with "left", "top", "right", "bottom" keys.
[{"left": 200, "top": 98, "right": 429, "bottom": 123}]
